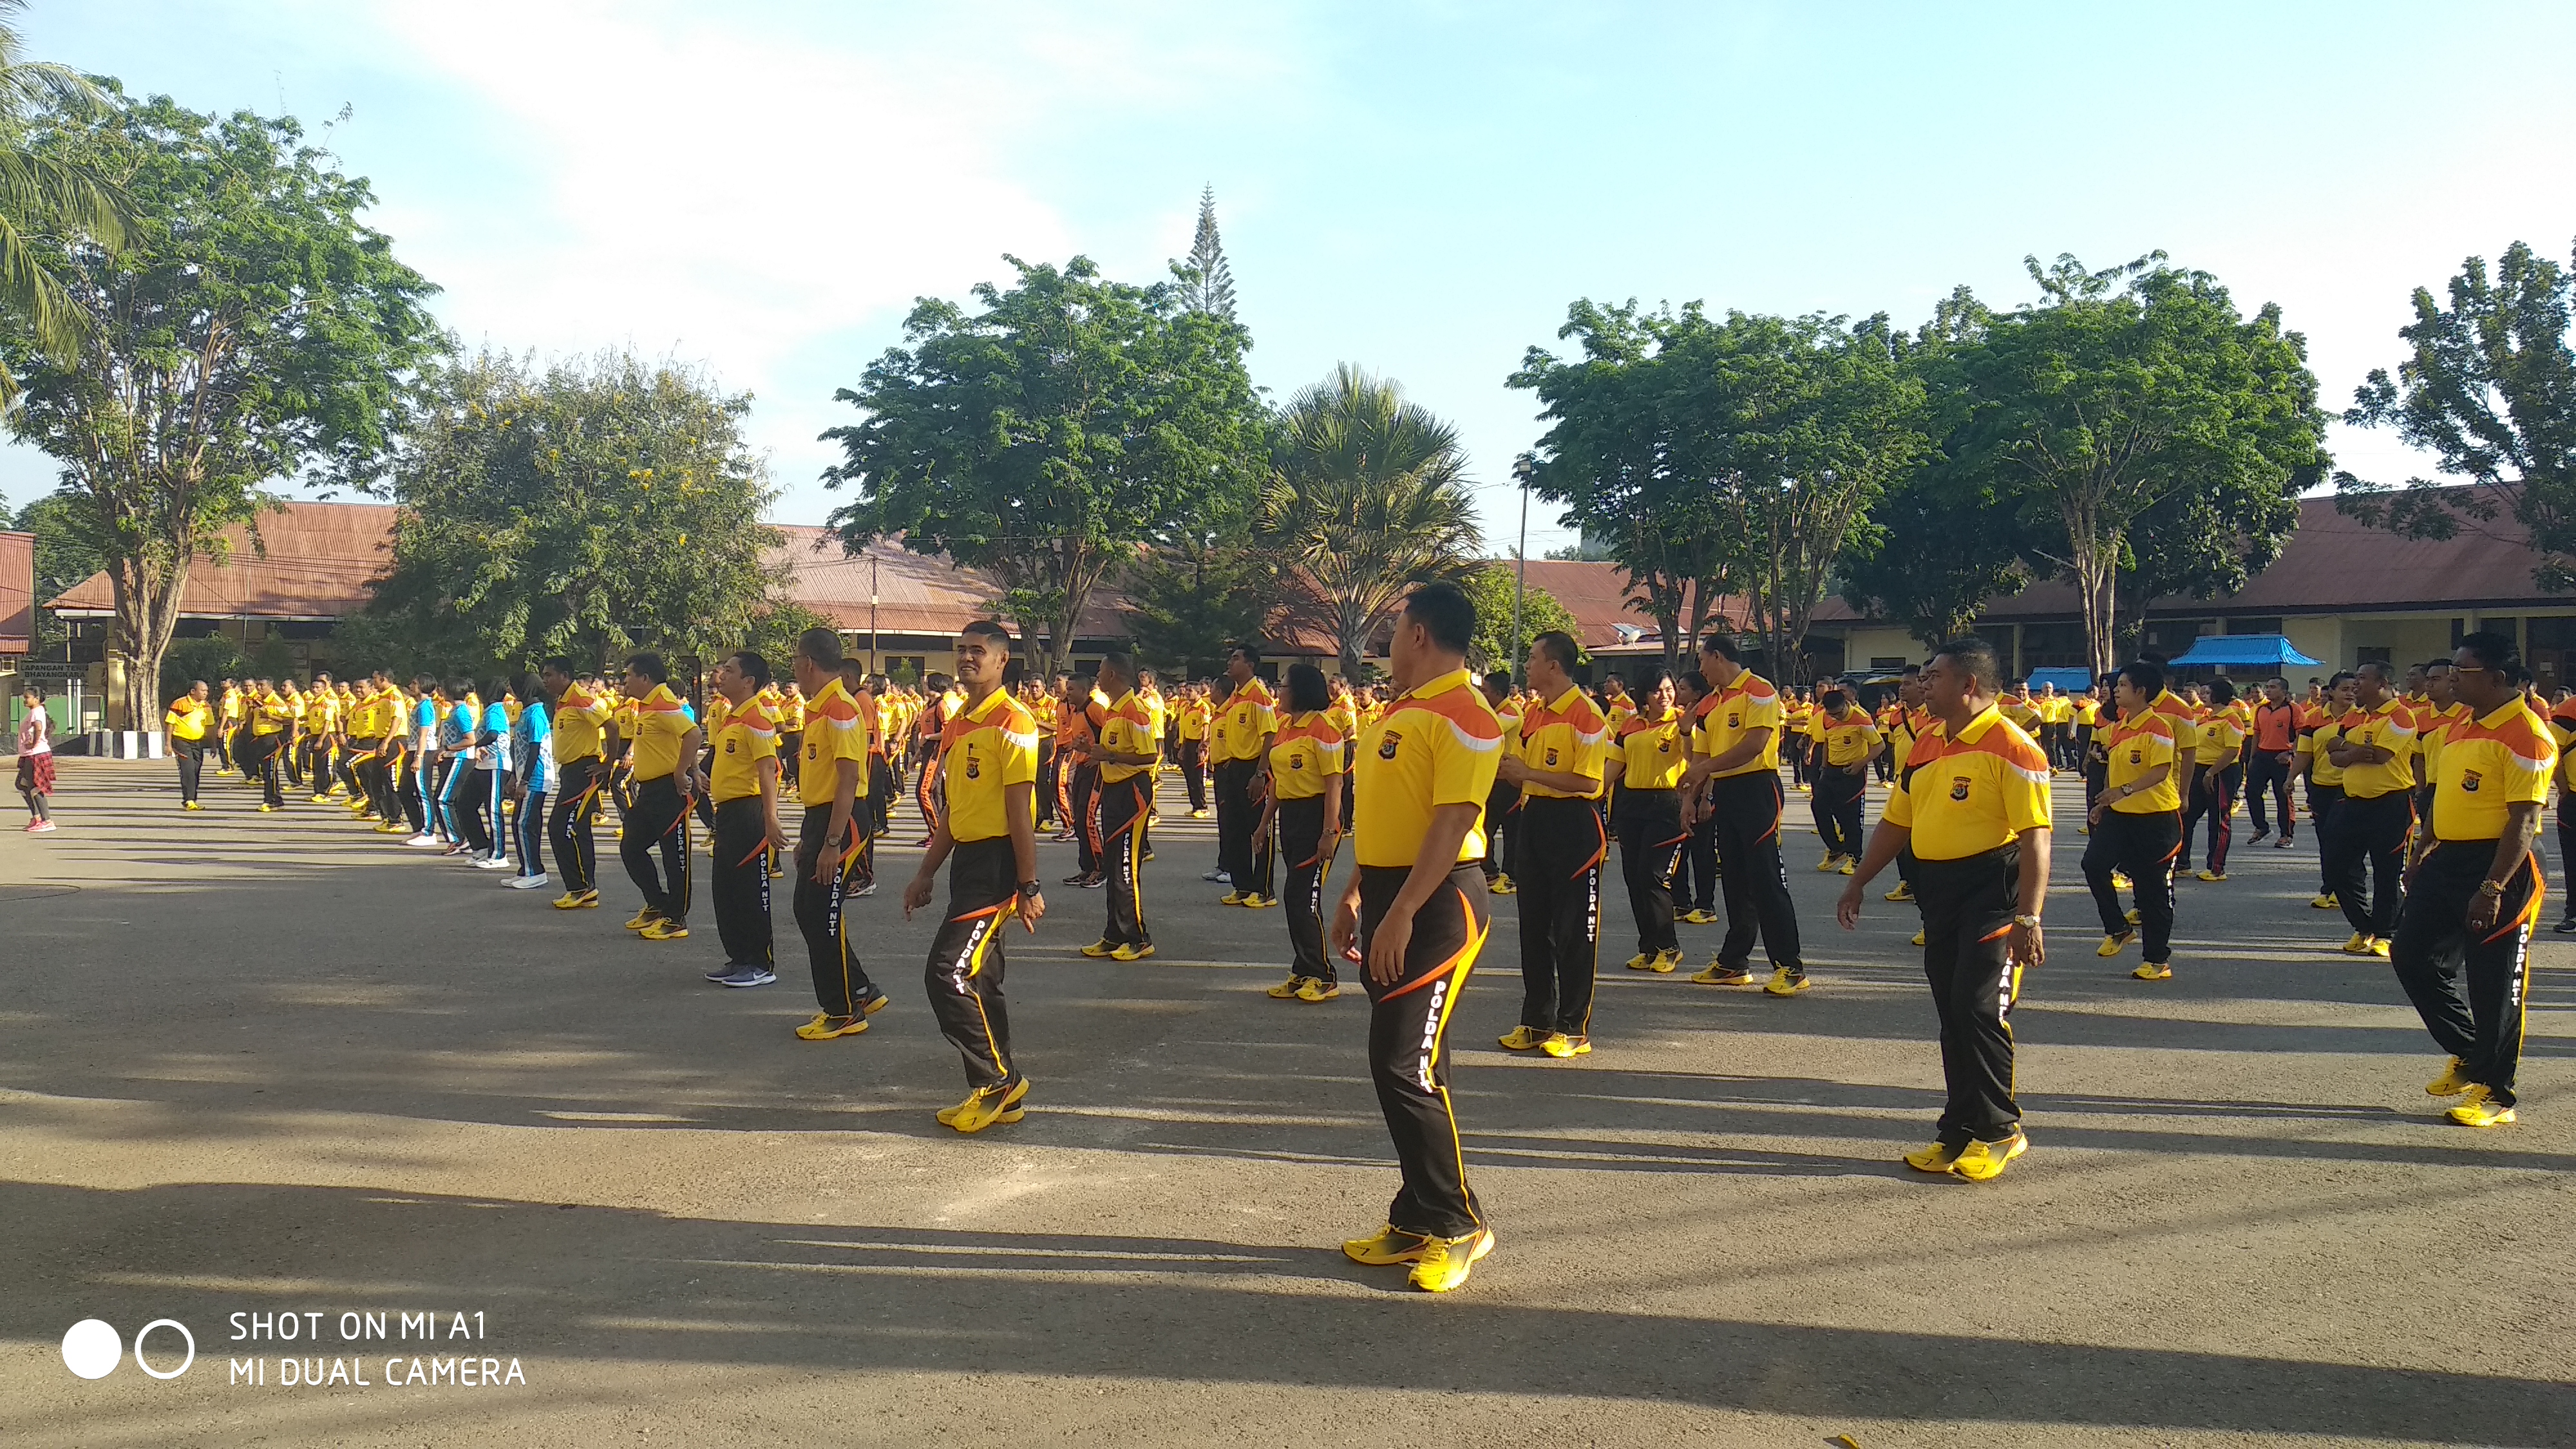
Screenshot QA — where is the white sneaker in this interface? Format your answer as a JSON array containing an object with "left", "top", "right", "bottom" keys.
[
  {"left": 405, "top": 834, "right": 442, "bottom": 848},
  {"left": 473, "top": 856, "right": 513, "bottom": 870},
  {"left": 854, "top": 880, "right": 878, "bottom": 897},
  {"left": 507, "top": 873, "right": 551, "bottom": 890}
]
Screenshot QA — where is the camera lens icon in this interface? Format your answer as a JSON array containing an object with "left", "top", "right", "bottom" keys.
[{"left": 61, "top": 1318, "right": 195, "bottom": 1380}]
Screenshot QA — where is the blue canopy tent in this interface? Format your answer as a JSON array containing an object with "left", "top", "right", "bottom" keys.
[
  {"left": 2025, "top": 666, "right": 2094, "bottom": 694},
  {"left": 2163, "top": 633, "right": 2324, "bottom": 670}
]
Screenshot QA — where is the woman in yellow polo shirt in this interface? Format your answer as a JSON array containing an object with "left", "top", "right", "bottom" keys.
[
  {"left": 1260, "top": 664, "right": 1347, "bottom": 1003},
  {"left": 164, "top": 680, "right": 213, "bottom": 810},
  {"left": 1607, "top": 670, "right": 1689, "bottom": 975},
  {"left": 2084, "top": 661, "right": 2183, "bottom": 980}
]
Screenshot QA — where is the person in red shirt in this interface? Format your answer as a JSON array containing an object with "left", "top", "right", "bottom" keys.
[{"left": 2247, "top": 676, "right": 2300, "bottom": 847}]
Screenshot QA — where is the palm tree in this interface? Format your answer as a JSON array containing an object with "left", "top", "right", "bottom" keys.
[
  {"left": 1262, "top": 363, "right": 1482, "bottom": 677},
  {"left": 0, "top": 0, "right": 124, "bottom": 401}
]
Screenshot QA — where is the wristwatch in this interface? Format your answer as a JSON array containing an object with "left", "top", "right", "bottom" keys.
[
  {"left": 2477, "top": 880, "right": 2505, "bottom": 897},
  {"left": 1018, "top": 880, "right": 1043, "bottom": 898},
  {"left": 2012, "top": 913, "right": 2043, "bottom": 929}
]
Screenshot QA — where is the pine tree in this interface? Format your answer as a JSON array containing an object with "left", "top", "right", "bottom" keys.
[{"left": 1180, "top": 185, "right": 1238, "bottom": 322}]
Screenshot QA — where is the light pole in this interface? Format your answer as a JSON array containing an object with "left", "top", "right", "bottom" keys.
[
  {"left": 869, "top": 551, "right": 881, "bottom": 674},
  {"left": 1510, "top": 452, "right": 1534, "bottom": 688}
]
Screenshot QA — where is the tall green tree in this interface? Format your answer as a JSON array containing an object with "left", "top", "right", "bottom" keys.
[
  {"left": 1122, "top": 537, "right": 1279, "bottom": 681},
  {"left": 1942, "top": 253, "right": 2328, "bottom": 672},
  {"left": 0, "top": 0, "right": 128, "bottom": 403},
  {"left": 363, "top": 351, "right": 783, "bottom": 675},
  {"left": 1510, "top": 300, "right": 1747, "bottom": 679},
  {"left": 0, "top": 90, "right": 442, "bottom": 722},
  {"left": 1178, "top": 185, "right": 1238, "bottom": 323},
  {"left": 2334, "top": 238, "right": 2576, "bottom": 591},
  {"left": 1260, "top": 364, "right": 1482, "bottom": 677},
  {"left": 823, "top": 255, "right": 1265, "bottom": 671},
  {"left": 1457, "top": 562, "right": 1580, "bottom": 676},
  {"left": 1837, "top": 469, "right": 2032, "bottom": 648}
]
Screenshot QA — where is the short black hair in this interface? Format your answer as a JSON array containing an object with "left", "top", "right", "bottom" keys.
[
  {"left": 2458, "top": 630, "right": 2521, "bottom": 676},
  {"left": 1931, "top": 636, "right": 2001, "bottom": 694},
  {"left": 1631, "top": 667, "right": 1667, "bottom": 696},
  {"left": 1482, "top": 670, "right": 1512, "bottom": 696},
  {"left": 2423, "top": 658, "right": 2454, "bottom": 674},
  {"left": 1700, "top": 632, "right": 1744, "bottom": 663},
  {"left": 961, "top": 619, "right": 1011, "bottom": 645},
  {"left": 798, "top": 627, "right": 843, "bottom": 670},
  {"left": 1532, "top": 629, "right": 1580, "bottom": 674},
  {"left": 2327, "top": 669, "right": 2355, "bottom": 690},
  {"left": 627, "top": 652, "right": 668, "bottom": 685},
  {"left": 1402, "top": 582, "right": 1475, "bottom": 657},
  {"left": 1672, "top": 668, "right": 1705, "bottom": 699},
  {"left": 541, "top": 656, "right": 575, "bottom": 677},
  {"left": 1099, "top": 650, "right": 1136, "bottom": 686},
  {"left": 2119, "top": 658, "right": 2166, "bottom": 697},
  {"left": 1284, "top": 662, "right": 1330, "bottom": 714},
  {"left": 728, "top": 650, "right": 771, "bottom": 687},
  {"left": 2207, "top": 677, "right": 2236, "bottom": 706},
  {"left": 2355, "top": 659, "right": 2393, "bottom": 684},
  {"left": 1228, "top": 643, "right": 1262, "bottom": 668}
]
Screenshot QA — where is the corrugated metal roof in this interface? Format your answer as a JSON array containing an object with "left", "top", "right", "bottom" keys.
[
  {"left": 46, "top": 503, "right": 392, "bottom": 620},
  {"left": 0, "top": 531, "right": 31, "bottom": 654}
]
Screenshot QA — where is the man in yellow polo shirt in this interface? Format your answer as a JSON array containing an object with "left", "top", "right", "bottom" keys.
[
  {"left": 703, "top": 650, "right": 789, "bottom": 988},
  {"left": 902, "top": 619, "right": 1046, "bottom": 1134},
  {"left": 1680, "top": 633, "right": 1805, "bottom": 993},
  {"left": 1494, "top": 630, "right": 1608, "bottom": 1061},
  {"left": 1809, "top": 686, "right": 1882, "bottom": 873},
  {"left": 1212, "top": 647, "right": 1278, "bottom": 902},
  {"left": 1075, "top": 652, "right": 1164, "bottom": 963},
  {"left": 1836, "top": 635, "right": 2050, "bottom": 1181},
  {"left": 2324, "top": 661, "right": 2417, "bottom": 956},
  {"left": 164, "top": 679, "right": 211, "bottom": 810},
  {"left": 540, "top": 657, "right": 612, "bottom": 908},
  {"left": 788, "top": 628, "right": 886, "bottom": 1039},
  {"left": 2083, "top": 659, "right": 2183, "bottom": 979},
  {"left": 1608, "top": 669, "right": 1689, "bottom": 974},
  {"left": 2398, "top": 632, "right": 2555, "bottom": 1127},
  {"left": 1329, "top": 582, "right": 1504, "bottom": 1293},
  {"left": 1175, "top": 683, "right": 1211, "bottom": 818},
  {"left": 613, "top": 652, "right": 703, "bottom": 942}
]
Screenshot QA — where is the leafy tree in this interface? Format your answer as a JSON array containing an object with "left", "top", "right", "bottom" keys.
[
  {"left": 2113, "top": 466, "right": 2304, "bottom": 650},
  {"left": 1837, "top": 468, "right": 2032, "bottom": 648},
  {"left": 0, "top": 0, "right": 128, "bottom": 403},
  {"left": 741, "top": 600, "right": 839, "bottom": 673},
  {"left": 1457, "top": 562, "right": 1580, "bottom": 676},
  {"left": 1510, "top": 300, "right": 1745, "bottom": 679},
  {"left": 823, "top": 255, "right": 1265, "bottom": 672},
  {"left": 1178, "top": 186, "right": 1238, "bottom": 323},
  {"left": 1260, "top": 363, "right": 1482, "bottom": 677},
  {"left": 363, "top": 350, "right": 782, "bottom": 676},
  {"left": 158, "top": 634, "right": 242, "bottom": 700},
  {"left": 1942, "top": 253, "right": 2328, "bottom": 672},
  {"left": 0, "top": 90, "right": 443, "bottom": 724},
  {"left": 1122, "top": 538, "right": 1278, "bottom": 682},
  {"left": 2334, "top": 238, "right": 2576, "bottom": 590},
  {"left": 1541, "top": 536, "right": 1611, "bottom": 562},
  {"left": 8, "top": 487, "right": 100, "bottom": 654}
]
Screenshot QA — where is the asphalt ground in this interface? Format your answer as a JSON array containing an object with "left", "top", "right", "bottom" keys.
[{"left": 0, "top": 757, "right": 2570, "bottom": 1448}]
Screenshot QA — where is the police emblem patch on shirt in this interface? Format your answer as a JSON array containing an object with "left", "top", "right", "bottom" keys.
[
  {"left": 2129, "top": 750, "right": 2142, "bottom": 764},
  {"left": 1727, "top": 714, "right": 1741, "bottom": 729},
  {"left": 1290, "top": 753, "right": 1305, "bottom": 770},
  {"left": 1546, "top": 747, "right": 1559, "bottom": 766},
  {"left": 724, "top": 740, "right": 736, "bottom": 753},
  {"left": 1949, "top": 776, "right": 1971, "bottom": 801},
  {"left": 2461, "top": 769, "right": 2482, "bottom": 792},
  {"left": 1379, "top": 731, "right": 1401, "bottom": 761}
]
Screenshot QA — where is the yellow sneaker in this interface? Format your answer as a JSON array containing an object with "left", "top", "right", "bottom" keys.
[
  {"left": 639, "top": 919, "right": 689, "bottom": 942},
  {"left": 1949, "top": 1130, "right": 2027, "bottom": 1181},
  {"left": 1622, "top": 952, "right": 1653, "bottom": 972},
  {"left": 2097, "top": 931, "right": 2134, "bottom": 958},
  {"left": 2110, "top": 871, "right": 2130, "bottom": 890},
  {"left": 1764, "top": 967, "right": 1809, "bottom": 996},
  {"left": 623, "top": 909, "right": 658, "bottom": 931},
  {"left": 1190, "top": 808, "right": 1210, "bottom": 819},
  {"left": 310, "top": 793, "right": 330, "bottom": 804},
  {"left": 2447, "top": 1088, "right": 2515, "bottom": 1128},
  {"left": 2310, "top": 893, "right": 2338, "bottom": 909},
  {"left": 1680, "top": 908, "right": 1718, "bottom": 925},
  {"left": 1649, "top": 947, "right": 1684, "bottom": 973},
  {"left": 1079, "top": 939, "right": 1117, "bottom": 958},
  {"left": 1910, "top": 929, "right": 1927, "bottom": 947},
  {"left": 1884, "top": 882, "right": 1913, "bottom": 902},
  {"left": 2340, "top": 933, "right": 2374, "bottom": 955},
  {"left": 1815, "top": 854, "right": 1839, "bottom": 872},
  {"left": 2195, "top": 869, "right": 2227, "bottom": 882},
  {"left": 2370, "top": 938, "right": 2390, "bottom": 959},
  {"left": 2427, "top": 1057, "right": 2474, "bottom": 1097},
  {"left": 2125, "top": 907, "right": 2141, "bottom": 925},
  {"left": 942, "top": 1077, "right": 1028, "bottom": 1133},
  {"left": 1540, "top": 1032, "right": 1591, "bottom": 1059},
  {"left": 1838, "top": 858, "right": 1855, "bottom": 876},
  {"left": 1267, "top": 976, "right": 1310, "bottom": 999},
  {"left": 1110, "top": 942, "right": 1156, "bottom": 961},
  {"left": 554, "top": 889, "right": 600, "bottom": 909},
  {"left": 258, "top": 803, "right": 275, "bottom": 813},
  {"left": 1902, "top": 1139, "right": 1960, "bottom": 1173},
  {"left": 1407, "top": 1229, "right": 1495, "bottom": 1293},
  {"left": 1296, "top": 978, "right": 1340, "bottom": 1003},
  {"left": 1342, "top": 1224, "right": 1432, "bottom": 1265},
  {"left": 1218, "top": 891, "right": 1248, "bottom": 906},
  {"left": 795, "top": 1012, "right": 869, "bottom": 1040},
  {"left": 1497, "top": 1025, "right": 1548, "bottom": 1051},
  {"left": 1488, "top": 876, "right": 1516, "bottom": 896},
  {"left": 1240, "top": 895, "right": 1277, "bottom": 910},
  {"left": 1692, "top": 963, "right": 1754, "bottom": 986},
  {"left": 2132, "top": 961, "right": 2172, "bottom": 980}
]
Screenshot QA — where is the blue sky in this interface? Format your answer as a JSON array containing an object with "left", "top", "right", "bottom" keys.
[{"left": 12, "top": 1, "right": 2573, "bottom": 556}]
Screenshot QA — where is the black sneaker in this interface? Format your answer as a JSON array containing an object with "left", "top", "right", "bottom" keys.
[{"left": 2553, "top": 918, "right": 2576, "bottom": 936}]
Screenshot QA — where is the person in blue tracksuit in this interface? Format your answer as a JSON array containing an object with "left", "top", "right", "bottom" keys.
[
  {"left": 436, "top": 683, "right": 482, "bottom": 854},
  {"left": 504, "top": 674, "right": 554, "bottom": 889},
  {"left": 475, "top": 688, "right": 514, "bottom": 870}
]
